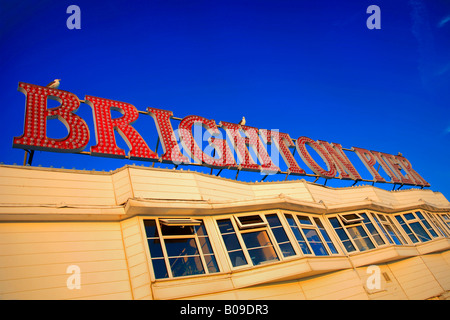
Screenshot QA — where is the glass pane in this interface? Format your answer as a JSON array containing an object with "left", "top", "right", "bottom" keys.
[
  {"left": 329, "top": 217, "right": 356, "bottom": 253},
  {"left": 372, "top": 214, "right": 393, "bottom": 244},
  {"left": 152, "top": 258, "right": 168, "bottom": 279},
  {"left": 238, "top": 215, "right": 264, "bottom": 225},
  {"left": 314, "top": 218, "right": 338, "bottom": 254},
  {"left": 169, "top": 256, "right": 205, "bottom": 277},
  {"left": 342, "top": 213, "right": 361, "bottom": 221},
  {"left": 351, "top": 236, "right": 374, "bottom": 251},
  {"left": 387, "top": 216, "right": 407, "bottom": 244},
  {"left": 198, "top": 236, "right": 214, "bottom": 255},
  {"left": 302, "top": 228, "right": 321, "bottom": 242},
  {"left": 415, "top": 212, "right": 438, "bottom": 238},
  {"left": 241, "top": 230, "right": 272, "bottom": 248},
  {"left": 289, "top": 225, "right": 303, "bottom": 242},
  {"left": 144, "top": 220, "right": 159, "bottom": 238},
  {"left": 222, "top": 233, "right": 242, "bottom": 251},
  {"left": 242, "top": 230, "right": 279, "bottom": 265},
  {"left": 385, "top": 225, "right": 402, "bottom": 245},
  {"left": 347, "top": 226, "right": 375, "bottom": 251},
  {"left": 147, "top": 238, "right": 164, "bottom": 258},
  {"left": 247, "top": 247, "right": 279, "bottom": 266},
  {"left": 229, "top": 250, "right": 248, "bottom": 267},
  {"left": 204, "top": 254, "right": 220, "bottom": 273},
  {"left": 160, "top": 224, "right": 195, "bottom": 236},
  {"left": 194, "top": 224, "right": 207, "bottom": 236},
  {"left": 341, "top": 213, "right": 363, "bottom": 224},
  {"left": 342, "top": 239, "right": 356, "bottom": 252},
  {"left": 361, "top": 213, "right": 384, "bottom": 246},
  {"left": 271, "top": 226, "right": 290, "bottom": 243},
  {"left": 396, "top": 216, "right": 419, "bottom": 243},
  {"left": 404, "top": 213, "right": 415, "bottom": 221},
  {"left": 302, "top": 228, "right": 328, "bottom": 256},
  {"left": 410, "top": 222, "right": 431, "bottom": 242},
  {"left": 266, "top": 214, "right": 282, "bottom": 227},
  {"left": 279, "top": 243, "right": 296, "bottom": 257},
  {"left": 329, "top": 217, "right": 341, "bottom": 228},
  {"left": 217, "top": 219, "right": 235, "bottom": 233},
  {"left": 165, "top": 238, "right": 199, "bottom": 257},
  {"left": 297, "top": 215, "right": 312, "bottom": 225},
  {"left": 286, "top": 214, "right": 311, "bottom": 254}
]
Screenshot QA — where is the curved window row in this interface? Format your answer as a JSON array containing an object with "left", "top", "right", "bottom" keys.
[{"left": 143, "top": 211, "right": 450, "bottom": 280}]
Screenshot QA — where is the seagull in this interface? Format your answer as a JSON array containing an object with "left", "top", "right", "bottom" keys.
[
  {"left": 238, "top": 116, "right": 246, "bottom": 126},
  {"left": 46, "top": 79, "right": 61, "bottom": 89}
]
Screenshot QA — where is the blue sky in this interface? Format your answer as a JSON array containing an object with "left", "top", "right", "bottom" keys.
[{"left": 1, "top": 0, "right": 449, "bottom": 197}]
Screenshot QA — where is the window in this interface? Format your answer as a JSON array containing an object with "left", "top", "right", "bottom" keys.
[
  {"left": 313, "top": 217, "right": 338, "bottom": 254},
  {"left": 360, "top": 213, "right": 385, "bottom": 246},
  {"left": 346, "top": 224, "right": 375, "bottom": 251},
  {"left": 340, "top": 213, "right": 364, "bottom": 224},
  {"left": 329, "top": 213, "right": 381, "bottom": 253},
  {"left": 266, "top": 214, "right": 296, "bottom": 258},
  {"left": 217, "top": 219, "right": 248, "bottom": 267},
  {"left": 438, "top": 213, "right": 450, "bottom": 233},
  {"left": 371, "top": 213, "right": 405, "bottom": 245},
  {"left": 241, "top": 230, "right": 278, "bottom": 266},
  {"left": 235, "top": 215, "right": 266, "bottom": 229},
  {"left": 286, "top": 214, "right": 338, "bottom": 256},
  {"left": 144, "top": 219, "right": 220, "bottom": 279},
  {"left": 431, "top": 213, "right": 450, "bottom": 237},
  {"left": 395, "top": 211, "right": 439, "bottom": 243},
  {"left": 415, "top": 212, "right": 438, "bottom": 238},
  {"left": 395, "top": 215, "right": 419, "bottom": 243},
  {"left": 217, "top": 213, "right": 297, "bottom": 268},
  {"left": 160, "top": 218, "right": 202, "bottom": 226}
]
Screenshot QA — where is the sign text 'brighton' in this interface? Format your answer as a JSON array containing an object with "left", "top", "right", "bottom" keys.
[{"left": 13, "top": 82, "right": 429, "bottom": 187}]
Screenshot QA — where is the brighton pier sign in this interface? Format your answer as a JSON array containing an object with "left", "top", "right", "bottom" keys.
[{"left": 13, "top": 82, "right": 429, "bottom": 188}]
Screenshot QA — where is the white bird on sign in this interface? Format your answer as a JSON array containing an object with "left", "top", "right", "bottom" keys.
[
  {"left": 238, "top": 116, "right": 246, "bottom": 126},
  {"left": 46, "top": 79, "right": 61, "bottom": 89}
]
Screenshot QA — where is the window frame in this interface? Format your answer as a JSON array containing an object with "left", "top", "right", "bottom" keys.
[
  {"left": 393, "top": 211, "right": 440, "bottom": 244},
  {"left": 328, "top": 211, "right": 388, "bottom": 253},
  {"left": 143, "top": 217, "right": 220, "bottom": 280},
  {"left": 371, "top": 212, "right": 406, "bottom": 245},
  {"left": 436, "top": 213, "right": 450, "bottom": 236},
  {"left": 285, "top": 213, "right": 340, "bottom": 256},
  {"left": 424, "top": 212, "right": 449, "bottom": 237},
  {"left": 339, "top": 213, "right": 364, "bottom": 224},
  {"left": 215, "top": 211, "right": 301, "bottom": 270},
  {"left": 234, "top": 214, "right": 267, "bottom": 230}
]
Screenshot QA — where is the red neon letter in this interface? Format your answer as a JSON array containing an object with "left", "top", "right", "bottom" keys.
[
  {"left": 318, "top": 141, "right": 362, "bottom": 180},
  {"left": 178, "top": 115, "right": 237, "bottom": 168},
  {"left": 295, "top": 136, "right": 337, "bottom": 178},
  {"left": 260, "top": 129, "right": 305, "bottom": 174},
  {"left": 396, "top": 155, "right": 430, "bottom": 187},
  {"left": 374, "top": 152, "right": 415, "bottom": 185},
  {"left": 85, "top": 96, "right": 157, "bottom": 160},
  {"left": 220, "top": 122, "right": 279, "bottom": 173},
  {"left": 13, "top": 82, "right": 89, "bottom": 152},
  {"left": 146, "top": 107, "right": 189, "bottom": 164},
  {"left": 371, "top": 151, "right": 403, "bottom": 184},
  {"left": 351, "top": 147, "right": 386, "bottom": 182}
]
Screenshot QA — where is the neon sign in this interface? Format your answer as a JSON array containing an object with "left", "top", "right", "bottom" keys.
[{"left": 13, "top": 82, "right": 430, "bottom": 188}]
